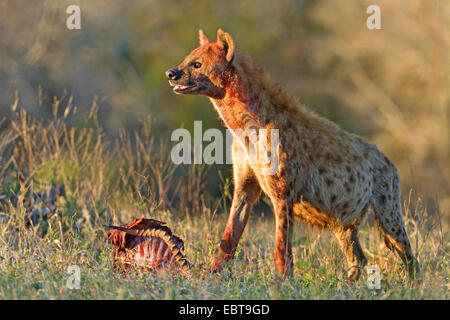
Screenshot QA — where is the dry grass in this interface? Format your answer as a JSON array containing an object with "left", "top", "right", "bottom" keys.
[
  {"left": 0, "top": 103, "right": 447, "bottom": 299},
  {"left": 0, "top": 0, "right": 447, "bottom": 300},
  {"left": 0, "top": 0, "right": 448, "bottom": 218}
]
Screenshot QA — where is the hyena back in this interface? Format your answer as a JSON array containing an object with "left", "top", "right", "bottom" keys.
[{"left": 165, "top": 29, "right": 418, "bottom": 281}]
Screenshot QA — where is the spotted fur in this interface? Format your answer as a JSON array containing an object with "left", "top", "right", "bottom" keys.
[{"left": 166, "top": 29, "right": 418, "bottom": 281}]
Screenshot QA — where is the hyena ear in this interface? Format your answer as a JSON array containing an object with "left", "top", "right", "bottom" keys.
[
  {"left": 198, "top": 29, "right": 210, "bottom": 46},
  {"left": 216, "top": 29, "right": 234, "bottom": 62}
]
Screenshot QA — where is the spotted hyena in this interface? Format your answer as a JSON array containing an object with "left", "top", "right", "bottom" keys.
[{"left": 165, "top": 29, "right": 418, "bottom": 281}]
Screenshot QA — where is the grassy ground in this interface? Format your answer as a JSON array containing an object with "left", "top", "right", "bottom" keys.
[{"left": 0, "top": 105, "right": 447, "bottom": 299}]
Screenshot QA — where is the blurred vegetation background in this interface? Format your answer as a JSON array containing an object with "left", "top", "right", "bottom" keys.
[{"left": 0, "top": 0, "right": 448, "bottom": 217}]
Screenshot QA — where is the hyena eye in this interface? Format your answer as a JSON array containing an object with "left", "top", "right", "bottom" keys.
[{"left": 193, "top": 62, "right": 202, "bottom": 69}]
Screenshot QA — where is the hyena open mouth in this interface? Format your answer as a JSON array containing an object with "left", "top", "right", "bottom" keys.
[
  {"left": 173, "top": 84, "right": 196, "bottom": 94},
  {"left": 168, "top": 80, "right": 197, "bottom": 94}
]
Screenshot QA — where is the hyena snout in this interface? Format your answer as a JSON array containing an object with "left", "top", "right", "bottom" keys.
[{"left": 165, "top": 68, "right": 182, "bottom": 80}]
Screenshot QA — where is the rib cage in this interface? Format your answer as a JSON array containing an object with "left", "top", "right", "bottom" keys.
[{"left": 107, "top": 218, "right": 192, "bottom": 274}]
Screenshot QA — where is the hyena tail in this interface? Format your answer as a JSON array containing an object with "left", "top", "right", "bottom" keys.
[{"left": 370, "top": 162, "right": 419, "bottom": 278}]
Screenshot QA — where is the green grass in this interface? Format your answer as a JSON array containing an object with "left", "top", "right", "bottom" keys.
[
  {"left": 0, "top": 210, "right": 447, "bottom": 299},
  {"left": 0, "top": 105, "right": 447, "bottom": 300}
]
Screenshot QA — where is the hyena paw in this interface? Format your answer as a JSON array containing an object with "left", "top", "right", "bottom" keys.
[{"left": 347, "top": 265, "right": 362, "bottom": 282}]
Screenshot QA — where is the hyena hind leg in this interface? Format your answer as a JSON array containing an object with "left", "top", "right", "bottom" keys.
[
  {"left": 374, "top": 212, "right": 419, "bottom": 278},
  {"left": 333, "top": 226, "right": 368, "bottom": 282},
  {"left": 371, "top": 172, "right": 419, "bottom": 277}
]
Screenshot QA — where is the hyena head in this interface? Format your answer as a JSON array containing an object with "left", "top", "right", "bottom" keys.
[{"left": 165, "top": 29, "right": 235, "bottom": 99}]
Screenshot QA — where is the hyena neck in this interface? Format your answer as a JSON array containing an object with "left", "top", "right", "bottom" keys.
[
  {"left": 209, "top": 53, "right": 306, "bottom": 132},
  {"left": 209, "top": 60, "right": 261, "bottom": 131}
]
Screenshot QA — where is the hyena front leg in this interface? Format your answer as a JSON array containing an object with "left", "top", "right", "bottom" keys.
[
  {"left": 273, "top": 199, "right": 294, "bottom": 278},
  {"left": 210, "top": 161, "right": 261, "bottom": 272}
]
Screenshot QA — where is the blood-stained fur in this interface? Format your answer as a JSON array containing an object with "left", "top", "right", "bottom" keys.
[{"left": 165, "top": 29, "right": 418, "bottom": 280}]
